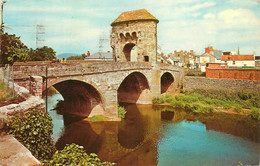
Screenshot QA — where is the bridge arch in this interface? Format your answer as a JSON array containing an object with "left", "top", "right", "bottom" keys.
[
  {"left": 161, "top": 72, "right": 175, "bottom": 94},
  {"left": 47, "top": 79, "right": 105, "bottom": 118},
  {"left": 117, "top": 71, "right": 151, "bottom": 104}
]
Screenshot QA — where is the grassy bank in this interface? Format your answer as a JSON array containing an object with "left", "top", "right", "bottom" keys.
[{"left": 152, "top": 89, "right": 260, "bottom": 120}]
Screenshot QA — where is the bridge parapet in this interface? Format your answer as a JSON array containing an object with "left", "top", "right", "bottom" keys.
[{"left": 11, "top": 62, "right": 155, "bottom": 80}]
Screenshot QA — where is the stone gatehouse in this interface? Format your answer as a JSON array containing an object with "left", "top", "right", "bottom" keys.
[{"left": 110, "top": 9, "right": 159, "bottom": 64}]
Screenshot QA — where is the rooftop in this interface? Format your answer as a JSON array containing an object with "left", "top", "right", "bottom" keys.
[{"left": 111, "top": 9, "right": 159, "bottom": 26}]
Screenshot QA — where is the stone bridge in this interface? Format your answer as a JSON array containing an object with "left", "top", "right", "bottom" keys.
[{"left": 5, "top": 61, "right": 183, "bottom": 119}]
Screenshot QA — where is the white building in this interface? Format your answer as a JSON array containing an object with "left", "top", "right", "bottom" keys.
[{"left": 221, "top": 55, "right": 255, "bottom": 67}]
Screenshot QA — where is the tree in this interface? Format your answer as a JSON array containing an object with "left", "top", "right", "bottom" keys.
[
  {"left": 0, "top": 32, "right": 30, "bottom": 65},
  {"left": 67, "top": 54, "right": 85, "bottom": 60},
  {"left": 29, "top": 46, "right": 56, "bottom": 61}
]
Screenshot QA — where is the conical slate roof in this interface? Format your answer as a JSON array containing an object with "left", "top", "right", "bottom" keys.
[{"left": 111, "top": 9, "right": 159, "bottom": 26}]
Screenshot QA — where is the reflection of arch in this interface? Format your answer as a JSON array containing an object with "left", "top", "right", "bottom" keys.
[
  {"left": 123, "top": 43, "right": 136, "bottom": 61},
  {"left": 55, "top": 120, "right": 103, "bottom": 153},
  {"left": 161, "top": 72, "right": 174, "bottom": 94},
  {"left": 118, "top": 72, "right": 150, "bottom": 103},
  {"left": 118, "top": 104, "right": 144, "bottom": 149},
  {"left": 161, "top": 111, "right": 175, "bottom": 121},
  {"left": 52, "top": 80, "right": 104, "bottom": 118}
]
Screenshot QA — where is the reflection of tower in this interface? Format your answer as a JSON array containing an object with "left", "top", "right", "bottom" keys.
[{"left": 36, "top": 24, "right": 45, "bottom": 48}]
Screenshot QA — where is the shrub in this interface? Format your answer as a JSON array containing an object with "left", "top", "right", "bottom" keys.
[
  {"left": 180, "top": 89, "right": 186, "bottom": 94},
  {"left": 42, "top": 143, "right": 115, "bottom": 166},
  {"left": 118, "top": 106, "right": 127, "bottom": 119},
  {"left": 164, "top": 94, "right": 175, "bottom": 103},
  {"left": 251, "top": 107, "right": 260, "bottom": 120},
  {"left": 185, "top": 103, "right": 192, "bottom": 111},
  {"left": 152, "top": 97, "right": 165, "bottom": 104},
  {"left": 234, "top": 106, "right": 243, "bottom": 113},
  {"left": 171, "top": 101, "right": 185, "bottom": 108},
  {"left": 201, "top": 106, "right": 214, "bottom": 113},
  {"left": 191, "top": 104, "right": 202, "bottom": 113},
  {"left": 250, "top": 95, "right": 260, "bottom": 108},
  {"left": 8, "top": 108, "right": 56, "bottom": 161}
]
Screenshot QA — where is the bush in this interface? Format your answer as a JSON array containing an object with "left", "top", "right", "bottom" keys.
[
  {"left": 180, "top": 89, "right": 186, "bottom": 94},
  {"left": 191, "top": 104, "right": 202, "bottom": 113},
  {"left": 250, "top": 95, "right": 260, "bottom": 108},
  {"left": 42, "top": 143, "right": 115, "bottom": 166},
  {"left": 251, "top": 107, "right": 260, "bottom": 120},
  {"left": 185, "top": 103, "right": 192, "bottom": 111},
  {"left": 164, "top": 94, "right": 175, "bottom": 103},
  {"left": 201, "top": 106, "right": 214, "bottom": 113},
  {"left": 234, "top": 105, "right": 243, "bottom": 113},
  {"left": 8, "top": 108, "right": 56, "bottom": 161},
  {"left": 118, "top": 106, "right": 127, "bottom": 118},
  {"left": 170, "top": 100, "right": 185, "bottom": 108},
  {"left": 152, "top": 97, "right": 165, "bottom": 104}
]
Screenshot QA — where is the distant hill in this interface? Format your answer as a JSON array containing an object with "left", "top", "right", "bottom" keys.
[{"left": 57, "top": 53, "right": 81, "bottom": 59}]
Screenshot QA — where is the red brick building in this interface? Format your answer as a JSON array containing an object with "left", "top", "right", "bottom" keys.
[{"left": 206, "top": 63, "right": 260, "bottom": 81}]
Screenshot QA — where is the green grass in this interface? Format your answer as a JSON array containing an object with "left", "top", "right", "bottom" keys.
[
  {"left": 0, "top": 81, "right": 15, "bottom": 101},
  {"left": 90, "top": 115, "right": 108, "bottom": 122},
  {"left": 152, "top": 89, "right": 260, "bottom": 119}
]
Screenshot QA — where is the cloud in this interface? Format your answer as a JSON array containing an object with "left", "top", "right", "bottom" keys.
[
  {"left": 217, "top": 8, "right": 260, "bottom": 28},
  {"left": 204, "top": 13, "right": 215, "bottom": 19}
]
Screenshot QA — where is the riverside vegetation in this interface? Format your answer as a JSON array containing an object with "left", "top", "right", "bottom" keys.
[
  {"left": 152, "top": 89, "right": 260, "bottom": 120},
  {"left": 7, "top": 108, "right": 115, "bottom": 165}
]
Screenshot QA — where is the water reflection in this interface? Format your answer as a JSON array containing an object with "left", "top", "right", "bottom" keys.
[
  {"left": 55, "top": 119, "right": 103, "bottom": 154},
  {"left": 161, "top": 111, "right": 175, "bottom": 121},
  {"left": 118, "top": 104, "right": 144, "bottom": 149},
  {"left": 47, "top": 94, "right": 260, "bottom": 166}
]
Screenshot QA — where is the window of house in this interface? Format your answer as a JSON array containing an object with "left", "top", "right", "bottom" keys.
[{"left": 233, "top": 61, "right": 235, "bottom": 65}]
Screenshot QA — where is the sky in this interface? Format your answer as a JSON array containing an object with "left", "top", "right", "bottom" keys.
[{"left": 2, "top": 0, "right": 260, "bottom": 56}]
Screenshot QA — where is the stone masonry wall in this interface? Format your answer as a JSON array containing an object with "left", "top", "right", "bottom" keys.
[
  {"left": 0, "top": 67, "right": 44, "bottom": 129},
  {"left": 111, "top": 21, "right": 157, "bottom": 64},
  {"left": 183, "top": 76, "right": 260, "bottom": 92}
]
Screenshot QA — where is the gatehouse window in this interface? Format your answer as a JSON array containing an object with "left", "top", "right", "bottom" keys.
[{"left": 144, "top": 56, "right": 149, "bottom": 62}]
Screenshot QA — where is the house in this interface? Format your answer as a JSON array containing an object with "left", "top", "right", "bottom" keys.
[
  {"left": 169, "top": 50, "right": 195, "bottom": 68},
  {"left": 221, "top": 54, "right": 255, "bottom": 67},
  {"left": 206, "top": 62, "right": 260, "bottom": 80},
  {"left": 84, "top": 51, "right": 113, "bottom": 61},
  {"left": 199, "top": 53, "right": 217, "bottom": 72}
]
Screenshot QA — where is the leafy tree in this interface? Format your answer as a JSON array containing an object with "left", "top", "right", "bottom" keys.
[
  {"left": 67, "top": 55, "right": 84, "bottom": 60},
  {"left": 29, "top": 46, "right": 56, "bottom": 61},
  {"left": 0, "top": 32, "right": 30, "bottom": 65}
]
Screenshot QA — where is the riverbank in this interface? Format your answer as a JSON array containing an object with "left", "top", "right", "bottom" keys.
[{"left": 153, "top": 89, "right": 260, "bottom": 120}]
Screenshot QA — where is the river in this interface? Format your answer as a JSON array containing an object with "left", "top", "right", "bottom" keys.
[{"left": 45, "top": 93, "right": 260, "bottom": 166}]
